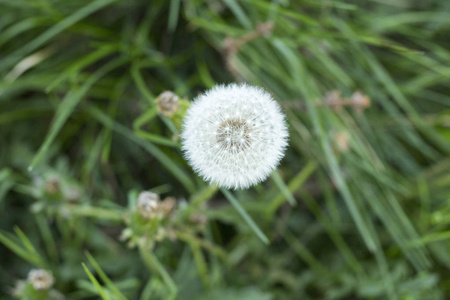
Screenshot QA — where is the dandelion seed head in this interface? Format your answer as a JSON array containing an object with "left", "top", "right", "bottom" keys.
[
  {"left": 27, "top": 269, "right": 54, "bottom": 290},
  {"left": 137, "top": 191, "right": 160, "bottom": 219},
  {"left": 181, "top": 84, "right": 288, "bottom": 189}
]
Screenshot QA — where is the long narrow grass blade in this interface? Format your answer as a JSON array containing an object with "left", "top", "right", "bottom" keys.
[
  {"left": 28, "top": 56, "right": 128, "bottom": 171},
  {"left": 2, "top": 0, "right": 118, "bottom": 72},
  {"left": 221, "top": 188, "right": 269, "bottom": 244},
  {"left": 82, "top": 263, "right": 112, "bottom": 300},
  {"left": 270, "top": 170, "right": 296, "bottom": 206}
]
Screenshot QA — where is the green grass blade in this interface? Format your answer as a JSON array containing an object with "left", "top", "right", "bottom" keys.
[
  {"left": 168, "top": 0, "right": 181, "bottom": 32},
  {"left": 270, "top": 170, "right": 296, "bottom": 207},
  {"left": 87, "top": 105, "right": 196, "bottom": 193},
  {"left": 28, "top": 56, "right": 128, "bottom": 171},
  {"left": 0, "top": 231, "right": 45, "bottom": 267},
  {"left": 2, "top": 0, "right": 118, "bottom": 72},
  {"left": 221, "top": 188, "right": 269, "bottom": 244},
  {"left": 267, "top": 161, "right": 317, "bottom": 215},
  {"left": 82, "top": 263, "right": 112, "bottom": 300},
  {"left": 85, "top": 252, "right": 127, "bottom": 299}
]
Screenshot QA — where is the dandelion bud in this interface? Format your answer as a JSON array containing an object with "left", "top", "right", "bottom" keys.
[
  {"left": 156, "top": 91, "right": 179, "bottom": 117},
  {"left": 189, "top": 212, "right": 207, "bottom": 227},
  {"left": 351, "top": 91, "right": 371, "bottom": 113},
  {"left": 27, "top": 269, "right": 54, "bottom": 290},
  {"left": 45, "top": 177, "right": 60, "bottom": 195},
  {"left": 256, "top": 22, "right": 274, "bottom": 37},
  {"left": 324, "top": 90, "right": 342, "bottom": 110},
  {"left": 334, "top": 131, "right": 350, "bottom": 152},
  {"left": 159, "top": 197, "right": 177, "bottom": 216},
  {"left": 64, "top": 186, "right": 81, "bottom": 202},
  {"left": 181, "top": 84, "right": 289, "bottom": 189},
  {"left": 137, "top": 191, "right": 160, "bottom": 219}
]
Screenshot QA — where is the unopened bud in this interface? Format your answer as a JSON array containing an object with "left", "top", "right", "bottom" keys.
[
  {"left": 156, "top": 91, "right": 179, "bottom": 117},
  {"left": 45, "top": 177, "right": 60, "bottom": 195},
  {"left": 351, "top": 91, "right": 371, "bottom": 113},
  {"left": 324, "top": 90, "right": 342, "bottom": 110},
  {"left": 159, "top": 197, "right": 177, "bottom": 216},
  {"left": 189, "top": 212, "right": 208, "bottom": 227},
  {"left": 334, "top": 131, "right": 350, "bottom": 152},
  {"left": 65, "top": 186, "right": 81, "bottom": 202}
]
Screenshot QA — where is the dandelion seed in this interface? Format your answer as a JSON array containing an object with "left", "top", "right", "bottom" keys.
[
  {"left": 181, "top": 84, "right": 289, "bottom": 189},
  {"left": 27, "top": 269, "right": 54, "bottom": 290}
]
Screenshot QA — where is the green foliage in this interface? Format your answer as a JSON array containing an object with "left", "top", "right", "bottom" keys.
[{"left": 1, "top": 0, "right": 450, "bottom": 299}]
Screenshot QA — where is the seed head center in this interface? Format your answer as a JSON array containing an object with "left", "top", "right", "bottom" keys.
[{"left": 216, "top": 118, "right": 251, "bottom": 152}]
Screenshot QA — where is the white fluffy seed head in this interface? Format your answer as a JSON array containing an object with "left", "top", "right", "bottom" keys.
[
  {"left": 181, "top": 83, "right": 289, "bottom": 189},
  {"left": 137, "top": 191, "right": 160, "bottom": 219},
  {"left": 27, "top": 269, "right": 54, "bottom": 290}
]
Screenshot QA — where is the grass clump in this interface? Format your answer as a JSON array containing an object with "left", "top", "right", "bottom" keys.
[{"left": 1, "top": 0, "right": 450, "bottom": 299}]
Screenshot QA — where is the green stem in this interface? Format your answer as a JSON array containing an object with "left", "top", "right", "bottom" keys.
[
  {"left": 66, "top": 204, "right": 124, "bottom": 221},
  {"left": 139, "top": 246, "right": 177, "bottom": 299}
]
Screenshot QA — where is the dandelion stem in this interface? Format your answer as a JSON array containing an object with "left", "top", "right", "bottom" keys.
[
  {"left": 139, "top": 246, "right": 178, "bottom": 298},
  {"left": 221, "top": 188, "right": 269, "bottom": 245},
  {"left": 66, "top": 204, "right": 123, "bottom": 221}
]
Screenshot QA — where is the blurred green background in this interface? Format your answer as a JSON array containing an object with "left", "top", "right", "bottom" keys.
[{"left": 1, "top": 0, "right": 450, "bottom": 299}]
